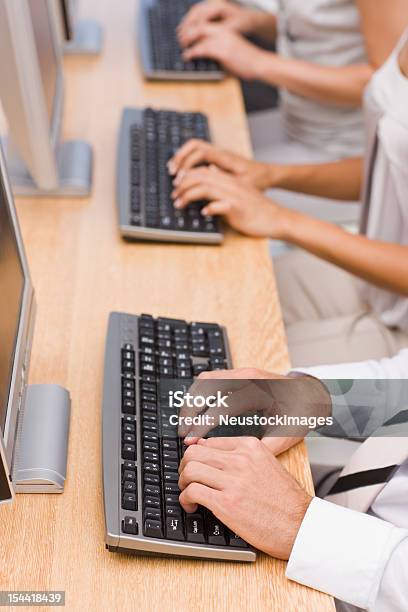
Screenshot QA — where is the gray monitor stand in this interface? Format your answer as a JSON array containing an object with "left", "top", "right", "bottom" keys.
[
  {"left": 2, "top": 138, "right": 93, "bottom": 198},
  {"left": 64, "top": 19, "right": 103, "bottom": 55},
  {"left": 13, "top": 384, "right": 71, "bottom": 493}
]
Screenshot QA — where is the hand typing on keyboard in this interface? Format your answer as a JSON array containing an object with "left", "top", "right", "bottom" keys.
[
  {"left": 177, "top": 0, "right": 258, "bottom": 46},
  {"left": 179, "top": 368, "right": 332, "bottom": 455},
  {"left": 180, "top": 25, "right": 265, "bottom": 80},
  {"left": 168, "top": 139, "right": 272, "bottom": 191},
  {"left": 172, "top": 165, "right": 289, "bottom": 238},
  {"left": 178, "top": 436, "right": 312, "bottom": 560}
]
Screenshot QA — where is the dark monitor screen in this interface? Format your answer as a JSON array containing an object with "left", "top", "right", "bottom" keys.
[
  {"left": 0, "top": 170, "right": 24, "bottom": 435},
  {"left": 28, "top": 0, "right": 58, "bottom": 124},
  {"left": 0, "top": 447, "right": 11, "bottom": 501}
]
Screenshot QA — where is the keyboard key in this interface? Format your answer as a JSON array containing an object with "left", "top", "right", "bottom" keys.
[
  {"left": 144, "top": 462, "right": 160, "bottom": 474},
  {"left": 144, "top": 451, "right": 159, "bottom": 462},
  {"left": 164, "top": 483, "right": 180, "bottom": 495},
  {"left": 162, "top": 440, "right": 178, "bottom": 451},
  {"left": 122, "top": 400, "right": 136, "bottom": 415},
  {"left": 164, "top": 494, "right": 179, "bottom": 506},
  {"left": 122, "top": 469, "right": 136, "bottom": 483},
  {"left": 144, "top": 484, "right": 160, "bottom": 496},
  {"left": 166, "top": 516, "right": 184, "bottom": 541},
  {"left": 186, "top": 513, "right": 206, "bottom": 543},
  {"left": 123, "top": 423, "right": 136, "bottom": 435},
  {"left": 143, "top": 441, "right": 159, "bottom": 452},
  {"left": 166, "top": 506, "right": 182, "bottom": 518},
  {"left": 144, "top": 473, "right": 160, "bottom": 485},
  {"left": 145, "top": 496, "right": 161, "bottom": 509},
  {"left": 144, "top": 519, "right": 164, "bottom": 539},
  {"left": 122, "top": 444, "right": 136, "bottom": 461},
  {"left": 162, "top": 449, "right": 178, "bottom": 460},
  {"left": 207, "top": 516, "right": 227, "bottom": 546},
  {"left": 123, "top": 433, "right": 136, "bottom": 444},
  {"left": 145, "top": 508, "right": 161, "bottom": 521},
  {"left": 123, "top": 516, "right": 138, "bottom": 535},
  {"left": 122, "top": 493, "right": 137, "bottom": 511},
  {"left": 193, "top": 363, "right": 209, "bottom": 376},
  {"left": 228, "top": 532, "right": 248, "bottom": 548},
  {"left": 123, "top": 481, "right": 137, "bottom": 494}
]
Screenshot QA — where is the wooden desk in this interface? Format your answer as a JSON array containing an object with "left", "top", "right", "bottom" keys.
[{"left": 0, "top": 1, "right": 334, "bottom": 610}]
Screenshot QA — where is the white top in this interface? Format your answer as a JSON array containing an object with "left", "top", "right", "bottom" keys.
[
  {"left": 276, "top": 0, "right": 367, "bottom": 157},
  {"left": 288, "top": 350, "right": 408, "bottom": 610},
  {"left": 358, "top": 31, "right": 408, "bottom": 331},
  {"left": 237, "top": 0, "right": 278, "bottom": 11}
]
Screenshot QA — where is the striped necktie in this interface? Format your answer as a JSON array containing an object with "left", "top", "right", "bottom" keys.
[{"left": 325, "top": 410, "right": 408, "bottom": 512}]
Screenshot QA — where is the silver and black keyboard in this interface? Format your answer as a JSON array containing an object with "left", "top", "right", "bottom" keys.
[
  {"left": 116, "top": 107, "right": 224, "bottom": 245},
  {"left": 138, "top": 0, "right": 224, "bottom": 81},
  {"left": 102, "top": 312, "right": 256, "bottom": 561}
]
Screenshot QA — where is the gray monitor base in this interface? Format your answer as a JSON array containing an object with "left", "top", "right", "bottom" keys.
[
  {"left": 64, "top": 19, "right": 103, "bottom": 55},
  {"left": 4, "top": 139, "right": 93, "bottom": 198},
  {"left": 13, "top": 385, "right": 71, "bottom": 494}
]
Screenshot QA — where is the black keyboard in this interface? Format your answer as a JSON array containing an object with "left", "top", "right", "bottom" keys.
[
  {"left": 138, "top": 0, "right": 224, "bottom": 81},
  {"left": 116, "top": 108, "right": 224, "bottom": 244},
  {"left": 102, "top": 312, "right": 256, "bottom": 561}
]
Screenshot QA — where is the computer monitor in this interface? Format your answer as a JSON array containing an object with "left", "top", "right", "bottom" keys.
[
  {"left": 52, "top": 0, "right": 103, "bottom": 56},
  {"left": 0, "top": 143, "right": 70, "bottom": 500},
  {"left": 0, "top": 141, "right": 34, "bottom": 502},
  {"left": 0, "top": 0, "right": 92, "bottom": 197}
]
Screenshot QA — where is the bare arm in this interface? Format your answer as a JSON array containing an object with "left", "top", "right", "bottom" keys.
[
  {"left": 283, "top": 211, "right": 408, "bottom": 296},
  {"left": 253, "top": 55, "right": 372, "bottom": 106},
  {"left": 356, "top": 0, "right": 408, "bottom": 69},
  {"left": 271, "top": 158, "right": 364, "bottom": 201}
]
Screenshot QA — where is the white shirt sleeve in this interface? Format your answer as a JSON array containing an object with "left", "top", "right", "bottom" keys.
[
  {"left": 286, "top": 497, "right": 408, "bottom": 611},
  {"left": 291, "top": 348, "right": 408, "bottom": 381},
  {"left": 236, "top": 0, "right": 278, "bottom": 12}
]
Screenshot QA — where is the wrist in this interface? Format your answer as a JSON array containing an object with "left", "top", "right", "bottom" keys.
[
  {"left": 273, "top": 207, "right": 301, "bottom": 243},
  {"left": 266, "top": 491, "right": 313, "bottom": 560},
  {"left": 251, "top": 48, "right": 277, "bottom": 81},
  {"left": 265, "top": 163, "right": 292, "bottom": 190}
]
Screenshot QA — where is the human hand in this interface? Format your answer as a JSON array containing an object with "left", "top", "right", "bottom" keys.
[
  {"left": 178, "top": 436, "right": 312, "bottom": 560},
  {"left": 180, "top": 25, "right": 265, "bottom": 81},
  {"left": 179, "top": 368, "right": 330, "bottom": 455},
  {"left": 168, "top": 139, "right": 273, "bottom": 191},
  {"left": 177, "top": 0, "right": 259, "bottom": 47},
  {"left": 171, "top": 165, "right": 289, "bottom": 238},
  {"left": 178, "top": 368, "right": 287, "bottom": 442}
]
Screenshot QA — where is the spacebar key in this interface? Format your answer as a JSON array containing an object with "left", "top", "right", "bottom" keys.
[{"left": 144, "top": 519, "right": 164, "bottom": 539}]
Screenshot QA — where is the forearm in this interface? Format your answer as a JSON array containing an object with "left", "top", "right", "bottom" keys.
[
  {"left": 253, "top": 52, "right": 374, "bottom": 107},
  {"left": 279, "top": 212, "right": 408, "bottom": 296},
  {"left": 269, "top": 157, "right": 363, "bottom": 201}
]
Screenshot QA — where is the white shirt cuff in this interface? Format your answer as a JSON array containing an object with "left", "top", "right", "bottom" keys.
[{"left": 286, "top": 497, "right": 408, "bottom": 609}]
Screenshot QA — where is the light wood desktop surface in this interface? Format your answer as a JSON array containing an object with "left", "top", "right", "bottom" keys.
[{"left": 0, "top": 1, "right": 334, "bottom": 610}]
